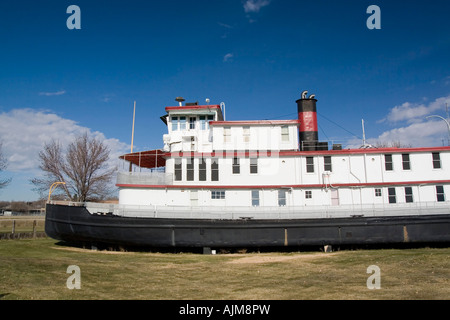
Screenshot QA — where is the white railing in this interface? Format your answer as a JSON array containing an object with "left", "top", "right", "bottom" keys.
[
  {"left": 84, "top": 201, "right": 450, "bottom": 220},
  {"left": 116, "top": 171, "right": 173, "bottom": 186}
]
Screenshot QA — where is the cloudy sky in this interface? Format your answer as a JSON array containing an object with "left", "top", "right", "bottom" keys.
[{"left": 0, "top": 0, "right": 449, "bottom": 200}]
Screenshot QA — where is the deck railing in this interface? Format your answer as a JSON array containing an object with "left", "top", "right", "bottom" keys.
[
  {"left": 116, "top": 171, "right": 173, "bottom": 186},
  {"left": 84, "top": 201, "right": 450, "bottom": 220}
]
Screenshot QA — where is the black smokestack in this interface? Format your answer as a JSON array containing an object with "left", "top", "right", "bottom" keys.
[{"left": 296, "top": 90, "right": 318, "bottom": 151}]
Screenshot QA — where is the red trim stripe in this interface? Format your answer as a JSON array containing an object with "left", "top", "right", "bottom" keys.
[
  {"left": 164, "top": 146, "right": 450, "bottom": 158},
  {"left": 117, "top": 179, "right": 450, "bottom": 190}
]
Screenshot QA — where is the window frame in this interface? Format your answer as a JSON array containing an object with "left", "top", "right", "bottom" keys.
[
  {"left": 306, "top": 156, "right": 314, "bottom": 173},
  {"left": 405, "top": 186, "right": 413, "bottom": 203},
  {"left": 384, "top": 154, "right": 393, "bottom": 171},
  {"left": 211, "top": 190, "right": 225, "bottom": 200},
  {"left": 251, "top": 190, "right": 260, "bottom": 207},
  {"left": 402, "top": 153, "right": 411, "bottom": 170},
  {"left": 250, "top": 158, "right": 258, "bottom": 174},
  {"left": 388, "top": 187, "right": 396, "bottom": 203},
  {"left": 436, "top": 185, "right": 445, "bottom": 202},
  {"left": 174, "top": 158, "right": 182, "bottom": 181},
  {"left": 432, "top": 152, "right": 441, "bottom": 169},
  {"left": 211, "top": 158, "right": 219, "bottom": 181}
]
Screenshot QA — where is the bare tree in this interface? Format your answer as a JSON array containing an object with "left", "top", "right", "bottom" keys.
[
  {"left": 0, "top": 141, "right": 11, "bottom": 189},
  {"left": 31, "top": 133, "right": 116, "bottom": 202},
  {"left": 374, "top": 140, "right": 412, "bottom": 148}
]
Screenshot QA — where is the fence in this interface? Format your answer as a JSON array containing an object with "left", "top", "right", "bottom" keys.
[{"left": 0, "top": 218, "right": 47, "bottom": 240}]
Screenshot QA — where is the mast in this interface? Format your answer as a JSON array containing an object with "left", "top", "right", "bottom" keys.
[{"left": 129, "top": 101, "right": 136, "bottom": 172}]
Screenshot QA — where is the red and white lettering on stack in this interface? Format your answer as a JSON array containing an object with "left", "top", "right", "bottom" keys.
[{"left": 296, "top": 90, "right": 318, "bottom": 151}]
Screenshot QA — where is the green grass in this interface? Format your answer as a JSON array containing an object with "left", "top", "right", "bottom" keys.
[{"left": 0, "top": 238, "right": 449, "bottom": 300}]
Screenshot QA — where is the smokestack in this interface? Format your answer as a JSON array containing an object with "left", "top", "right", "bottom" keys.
[{"left": 296, "top": 90, "right": 318, "bottom": 151}]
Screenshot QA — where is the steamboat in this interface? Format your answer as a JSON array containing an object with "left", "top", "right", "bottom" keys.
[{"left": 45, "top": 91, "right": 450, "bottom": 250}]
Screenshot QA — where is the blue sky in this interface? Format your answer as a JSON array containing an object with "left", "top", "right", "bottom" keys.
[{"left": 0, "top": 0, "right": 449, "bottom": 201}]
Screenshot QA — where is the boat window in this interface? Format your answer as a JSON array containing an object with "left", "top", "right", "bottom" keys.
[
  {"left": 186, "top": 157, "right": 194, "bottom": 181},
  {"left": 388, "top": 187, "right": 396, "bottom": 203},
  {"left": 432, "top": 152, "right": 441, "bottom": 169},
  {"left": 224, "top": 127, "right": 231, "bottom": 143},
  {"left": 199, "top": 116, "right": 206, "bottom": 130},
  {"left": 402, "top": 154, "right": 411, "bottom": 170},
  {"left": 179, "top": 116, "right": 186, "bottom": 130},
  {"left": 375, "top": 188, "right": 382, "bottom": 197},
  {"left": 232, "top": 157, "right": 240, "bottom": 174},
  {"left": 306, "top": 157, "right": 314, "bottom": 173},
  {"left": 384, "top": 154, "right": 393, "bottom": 171},
  {"left": 251, "top": 190, "right": 260, "bottom": 207},
  {"left": 305, "top": 190, "right": 312, "bottom": 199},
  {"left": 211, "top": 190, "right": 225, "bottom": 199},
  {"left": 171, "top": 116, "right": 179, "bottom": 131},
  {"left": 199, "top": 158, "right": 206, "bottom": 181},
  {"left": 281, "top": 126, "right": 289, "bottom": 142},
  {"left": 211, "top": 158, "right": 219, "bottom": 181},
  {"left": 405, "top": 187, "right": 413, "bottom": 203},
  {"left": 174, "top": 159, "right": 182, "bottom": 181},
  {"left": 250, "top": 158, "right": 258, "bottom": 174},
  {"left": 278, "top": 190, "right": 286, "bottom": 206},
  {"left": 189, "top": 117, "right": 196, "bottom": 130},
  {"left": 436, "top": 185, "right": 445, "bottom": 202},
  {"left": 324, "top": 156, "right": 332, "bottom": 172},
  {"left": 243, "top": 126, "right": 250, "bottom": 143}
]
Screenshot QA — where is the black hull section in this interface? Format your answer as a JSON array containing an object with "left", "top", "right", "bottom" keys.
[{"left": 45, "top": 204, "right": 450, "bottom": 248}]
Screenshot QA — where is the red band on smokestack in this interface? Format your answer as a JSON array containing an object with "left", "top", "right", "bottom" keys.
[{"left": 298, "top": 112, "right": 318, "bottom": 132}]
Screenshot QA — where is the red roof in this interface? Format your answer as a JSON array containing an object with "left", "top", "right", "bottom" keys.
[{"left": 119, "top": 149, "right": 167, "bottom": 169}]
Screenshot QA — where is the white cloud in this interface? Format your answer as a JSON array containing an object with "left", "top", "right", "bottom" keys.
[
  {"left": 223, "top": 53, "right": 233, "bottom": 62},
  {"left": 346, "top": 95, "right": 450, "bottom": 148},
  {"left": 243, "top": 0, "right": 271, "bottom": 13},
  {"left": 382, "top": 95, "right": 450, "bottom": 123},
  {"left": 0, "top": 108, "right": 129, "bottom": 173},
  {"left": 39, "top": 90, "right": 66, "bottom": 96}
]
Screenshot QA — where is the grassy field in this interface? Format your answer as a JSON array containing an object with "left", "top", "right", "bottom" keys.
[{"left": 0, "top": 238, "right": 449, "bottom": 300}]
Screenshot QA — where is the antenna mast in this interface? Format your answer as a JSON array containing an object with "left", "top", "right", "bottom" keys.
[{"left": 129, "top": 101, "right": 136, "bottom": 172}]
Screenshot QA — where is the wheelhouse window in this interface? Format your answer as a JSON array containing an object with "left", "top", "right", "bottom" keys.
[
  {"left": 171, "top": 116, "right": 179, "bottom": 131},
  {"left": 402, "top": 153, "right": 411, "bottom": 170},
  {"left": 281, "top": 126, "right": 289, "bottom": 142},
  {"left": 189, "top": 117, "right": 196, "bottom": 130},
  {"left": 384, "top": 154, "right": 393, "bottom": 171},
  {"left": 405, "top": 187, "right": 413, "bottom": 203},
  {"left": 432, "top": 152, "right": 441, "bottom": 169},
  {"left": 306, "top": 157, "right": 314, "bottom": 173},
  {"left": 211, "top": 190, "right": 225, "bottom": 200},
  {"left": 436, "top": 185, "right": 445, "bottom": 202},
  {"left": 174, "top": 159, "right": 182, "bottom": 181},
  {"left": 388, "top": 187, "right": 396, "bottom": 203},
  {"left": 179, "top": 116, "right": 186, "bottom": 130}
]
